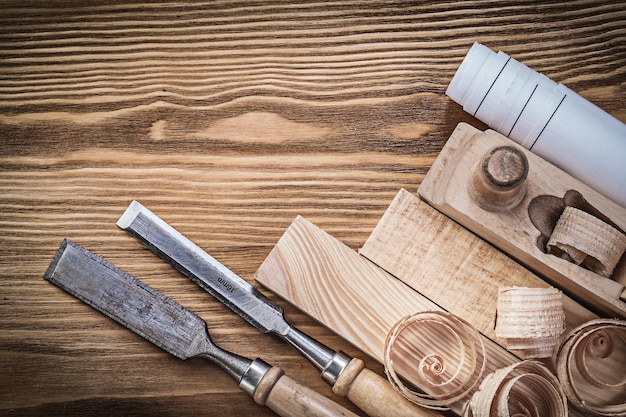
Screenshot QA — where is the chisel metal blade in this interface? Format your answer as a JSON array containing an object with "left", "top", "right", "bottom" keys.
[
  {"left": 117, "top": 201, "right": 289, "bottom": 336},
  {"left": 43, "top": 239, "right": 363, "bottom": 417},
  {"left": 117, "top": 201, "right": 341, "bottom": 380},
  {"left": 116, "top": 202, "right": 440, "bottom": 417},
  {"left": 43, "top": 238, "right": 250, "bottom": 379},
  {"left": 44, "top": 239, "right": 205, "bottom": 359}
]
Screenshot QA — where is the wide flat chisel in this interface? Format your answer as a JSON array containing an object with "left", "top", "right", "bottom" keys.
[
  {"left": 44, "top": 239, "right": 360, "bottom": 417},
  {"left": 117, "top": 201, "right": 434, "bottom": 417}
]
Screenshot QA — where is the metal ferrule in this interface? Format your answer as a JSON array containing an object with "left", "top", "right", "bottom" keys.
[
  {"left": 239, "top": 358, "right": 272, "bottom": 397},
  {"left": 321, "top": 351, "right": 351, "bottom": 385}
]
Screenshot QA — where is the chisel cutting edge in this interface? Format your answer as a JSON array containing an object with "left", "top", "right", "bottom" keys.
[
  {"left": 117, "top": 201, "right": 436, "bottom": 417},
  {"left": 44, "top": 239, "right": 360, "bottom": 417}
]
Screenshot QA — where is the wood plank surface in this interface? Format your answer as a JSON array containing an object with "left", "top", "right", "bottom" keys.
[
  {"left": 416, "top": 123, "right": 626, "bottom": 319},
  {"left": 254, "top": 215, "right": 525, "bottom": 415},
  {"left": 1, "top": 2, "right": 625, "bottom": 416},
  {"left": 360, "top": 188, "right": 597, "bottom": 345}
]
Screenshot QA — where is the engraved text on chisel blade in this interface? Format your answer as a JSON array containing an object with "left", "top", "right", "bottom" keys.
[{"left": 117, "top": 202, "right": 291, "bottom": 335}]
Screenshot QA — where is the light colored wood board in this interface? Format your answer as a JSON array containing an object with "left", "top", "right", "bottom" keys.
[
  {"left": 360, "top": 188, "right": 597, "bottom": 343},
  {"left": 256, "top": 217, "right": 443, "bottom": 360},
  {"left": 255, "top": 215, "right": 525, "bottom": 415},
  {"left": 417, "top": 123, "right": 626, "bottom": 319}
]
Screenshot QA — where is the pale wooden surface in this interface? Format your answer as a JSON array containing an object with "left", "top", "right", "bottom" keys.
[
  {"left": 417, "top": 123, "right": 626, "bottom": 319},
  {"left": 254, "top": 214, "right": 589, "bottom": 416},
  {"left": 1, "top": 2, "right": 625, "bottom": 416},
  {"left": 360, "top": 189, "right": 597, "bottom": 344},
  {"left": 255, "top": 215, "right": 522, "bottom": 415},
  {"left": 258, "top": 371, "right": 361, "bottom": 417}
]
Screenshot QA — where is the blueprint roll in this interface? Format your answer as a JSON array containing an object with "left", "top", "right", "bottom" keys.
[{"left": 446, "top": 42, "right": 626, "bottom": 208}]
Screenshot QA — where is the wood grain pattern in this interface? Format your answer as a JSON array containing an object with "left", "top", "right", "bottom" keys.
[
  {"left": 254, "top": 215, "right": 589, "bottom": 416},
  {"left": 1, "top": 1, "right": 625, "bottom": 416},
  {"left": 360, "top": 188, "right": 597, "bottom": 340},
  {"left": 255, "top": 215, "right": 532, "bottom": 415},
  {"left": 416, "top": 123, "right": 626, "bottom": 318}
]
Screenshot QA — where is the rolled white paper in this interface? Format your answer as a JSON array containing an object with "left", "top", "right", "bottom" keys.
[{"left": 447, "top": 42, "right": 626, "bottom": 208}]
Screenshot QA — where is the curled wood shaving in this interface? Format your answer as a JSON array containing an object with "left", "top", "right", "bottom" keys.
[
  {"left": 555, "top": 319, "right": 626, "bottom": 416},
  {"left": 463, "top": 360, "right": 567, "bottom": 417},
  {"left": 383, "top": 311, "right": 486, "bottom": 410},
  {"left": 547, "top": 206, "right": 626, "bottom": 277},
  {"left": 495, "top": 287, "right": 566, "bottom": 358}
]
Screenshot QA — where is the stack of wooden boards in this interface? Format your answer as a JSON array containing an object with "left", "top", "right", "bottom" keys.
[{"left": 255, "top": 123, "right": 626, "bottom": 416}]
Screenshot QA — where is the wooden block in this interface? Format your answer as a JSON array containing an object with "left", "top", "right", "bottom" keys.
[
  {"left": 360, "top": 189, "right": 597, "bottom": 343},
  {"left": 417, "top": 123, "right": 626, "bottom": 319},
  {"left": 255, "top": 215, "right": 528, "bottom": 415}
]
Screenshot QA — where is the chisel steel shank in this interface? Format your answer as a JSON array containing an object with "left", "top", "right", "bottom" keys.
[{"left": 118, "top": 201, "right": 350, "bottom": 384}]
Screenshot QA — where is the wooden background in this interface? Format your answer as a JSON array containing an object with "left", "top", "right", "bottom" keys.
[{"left": 1, "top": 2, "right": 624, "bottom": 416}]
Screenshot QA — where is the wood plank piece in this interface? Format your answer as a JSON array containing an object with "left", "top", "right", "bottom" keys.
[
  {"left": 360, "top": 188, "right": 598, "bottom": 343},
  {"left": 416, "top": 123, "right": 626, "bottom": 318},
  {"left": 255, "top": 215, "right": 525, "bottom": 415}
]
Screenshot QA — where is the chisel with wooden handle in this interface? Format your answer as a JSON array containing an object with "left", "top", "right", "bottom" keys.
[
  {"left": 117, "top": 201, "right": 435, "bottom": 417},
  {"left": 44, "top": 239, "right": 360, "bottom": 417}
]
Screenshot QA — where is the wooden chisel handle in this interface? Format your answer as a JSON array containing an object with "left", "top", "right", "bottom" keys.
[
  {"left": 252, "top": 366, "right": 361, "bottom": 417},
  {"left": 332, "top": 358, "right": 435, "bottom": 417}
]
